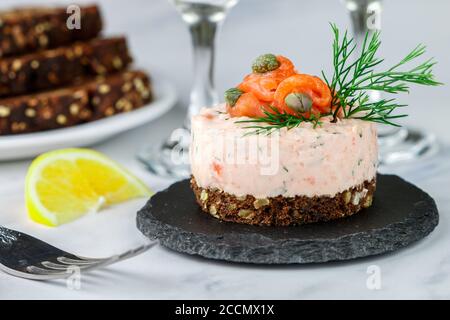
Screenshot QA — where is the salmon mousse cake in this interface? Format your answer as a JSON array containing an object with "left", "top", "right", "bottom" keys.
[
  {"left": 190, "top": 25, "right": 440, "bottom": 226},
  {"left": 191, "top": 106, "right": 377, "bottom": 226}
]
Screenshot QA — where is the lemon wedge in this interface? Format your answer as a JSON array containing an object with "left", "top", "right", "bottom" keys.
[{"left": 25, "top": 148, "right": 152, "bottom": 227}]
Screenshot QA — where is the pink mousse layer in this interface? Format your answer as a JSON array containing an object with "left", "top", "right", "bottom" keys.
[{"left": 190, "top": 104, "right": 378, "bottom": 198}]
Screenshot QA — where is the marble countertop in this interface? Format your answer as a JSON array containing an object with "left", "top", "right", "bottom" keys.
[{"left": 1, "top": 0, "right": 449, "bottom": 299}]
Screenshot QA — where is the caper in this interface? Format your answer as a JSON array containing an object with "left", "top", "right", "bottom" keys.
[
  {"left": 284, "top": 93, "right": 313, "bottom": 113},
  {"left": 251, "top": 53, "right": 280, "bottom": 73},
  {"left": 224, "top": 87, "right": 243, "bottom": 107}
]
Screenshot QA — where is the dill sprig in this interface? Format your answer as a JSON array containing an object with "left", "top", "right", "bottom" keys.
[
  {"left": 236, "top": 106, "right": 322, "bottom": 135},
  {"left": 236, "top": 24, "right": 441, "bottom": 134},
  {"left": 323, "top": 23, "right": 441, "bottom": 124}
]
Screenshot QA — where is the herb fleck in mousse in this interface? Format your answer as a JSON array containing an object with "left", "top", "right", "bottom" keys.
[{"left": 190, "top": 24, "right": 441, "bottom": 226}]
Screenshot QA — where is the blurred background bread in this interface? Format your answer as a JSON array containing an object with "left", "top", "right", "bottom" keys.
[
  {"left": 0, "top": 4, "right": 153, "bottom": 135},
  {"left": 0, "top": 5, "right": 102, "bottom": 57}
]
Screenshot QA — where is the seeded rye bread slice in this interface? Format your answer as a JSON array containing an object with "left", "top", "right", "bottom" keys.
[
  {"left": 0, "top": 5, "right": 102, "bottom": 58},
  {"left": 0, "top": 37, "right": 132, "bottom": 97},
  {"left": 0, "top": 70, "right": 152, "bottom": 135},
  {"left": 191, "top": 176, "right": 376, "bottom": 226}
]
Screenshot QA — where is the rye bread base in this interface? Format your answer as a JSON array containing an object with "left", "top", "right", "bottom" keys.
[{"left": 191, "top": 176, "right": 376, "bottom": 226}]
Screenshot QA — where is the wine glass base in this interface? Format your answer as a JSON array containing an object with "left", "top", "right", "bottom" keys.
[
  {"left": 378, "top": 127, "right": 439, "bottom": 170},
  {"left": 137, "top": 127, "right": 191, "bottom": 180}
]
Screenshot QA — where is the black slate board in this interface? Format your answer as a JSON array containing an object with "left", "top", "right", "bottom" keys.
[{"left": 137, "top": 174, "right": 439, "bottom": 264}]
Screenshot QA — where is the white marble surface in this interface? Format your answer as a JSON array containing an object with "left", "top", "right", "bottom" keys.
[{"left": 1, "top": 0, "right": 450, "bottom": 299}]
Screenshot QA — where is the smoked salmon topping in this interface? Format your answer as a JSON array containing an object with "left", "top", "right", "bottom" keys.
[
  {"left": 225, "top": 55, "right": 331, "bottom": 118},
  {"left": 274, "top": 74, "right": 332, "bottom": 115},
  {"left": 226, "top": 92, "right": 268, "bottom": 118}
]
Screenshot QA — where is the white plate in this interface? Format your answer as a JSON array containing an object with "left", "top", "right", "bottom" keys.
[{"left": 0, "top": 76, "right": 177, "bottom": 161}]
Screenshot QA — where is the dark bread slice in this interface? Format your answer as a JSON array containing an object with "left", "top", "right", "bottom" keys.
[
  {"left": 0, "top": 5, "right": 102, "bottom": 57},
  {"left": 0, "top": 70, "right": 152, "bottom": 135},
  {"left": 0, "top": 37, "right": 132, "bottom": 97},
  {"left": 87, "top": 70, "right": 152, "bottom": 120},
  {"left": 0, "top": 87, "right": 91, "bottom": 135},
  {"left": 191, "top": 176, "right": 376, "bottom": 226}
]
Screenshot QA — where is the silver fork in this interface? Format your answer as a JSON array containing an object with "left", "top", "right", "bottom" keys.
[{"left": 0, "top": 226, "right": 157, "bottom": 280}]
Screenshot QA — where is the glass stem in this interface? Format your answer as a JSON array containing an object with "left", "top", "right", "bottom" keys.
[
  {"left": 347, "top": 0, "right": 382, "bottom": 45},
  {"left": 347, "top": 0, "right": 382, "bottom": 100},
  {"left": 345, "top": 0, "right": 399, "bottom": 137},
  {"left": 184, "top": 19, "right": 220, "bottom": 129}
]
